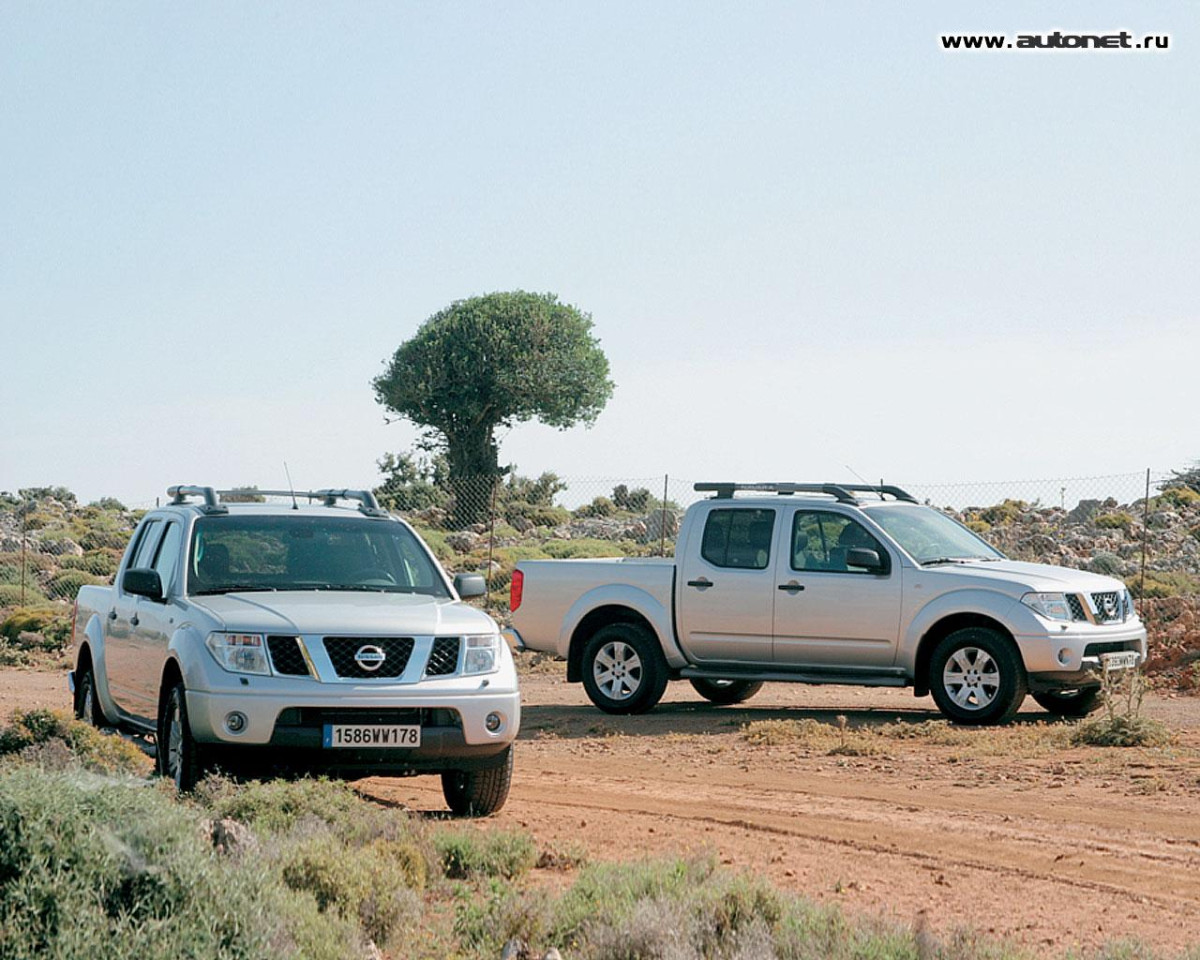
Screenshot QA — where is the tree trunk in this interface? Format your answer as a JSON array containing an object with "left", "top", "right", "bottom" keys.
[{"left": 446, "top": 427, "right": 500, "bottom": 527}]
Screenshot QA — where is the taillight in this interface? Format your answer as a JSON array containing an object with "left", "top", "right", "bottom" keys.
[{"left": 510, "top": 569, "right": 524, "bottom": 612}]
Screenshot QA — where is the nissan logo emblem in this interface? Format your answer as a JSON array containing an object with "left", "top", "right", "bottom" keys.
[
  {"left": 1102, "top": 596, "right": 1117, "bottom": 617},
  {"left": 354, "top": 644, "right": 387, "bottom": 672}
]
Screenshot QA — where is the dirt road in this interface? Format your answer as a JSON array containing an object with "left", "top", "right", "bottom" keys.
[{"left": 6, "top": 664, "right": 1199, "bottom": 953}]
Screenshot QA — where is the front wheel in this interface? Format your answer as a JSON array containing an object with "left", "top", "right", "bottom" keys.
[
  {"left": 442, "top": 746, "right": 513, "bottom": 817},
  {"left": 1033, "top": 688, "right": 1102, "bottom": 717},
  {"left": 689, "top": 678, "right": 764, "bottom": 705},
  {"left": 581, "top": 623, "right": 668, "bottom": 715},
  {"left": 928, "top": 627, "right": 1027, "bottom": 725},
  {"left": 157, "top": 680, "right": 205, "bottom": 791}
]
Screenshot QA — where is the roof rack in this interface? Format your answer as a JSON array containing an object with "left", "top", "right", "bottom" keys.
[
  {"left": 168, "top": 486, "right": 388, "bottom": 517},
  {"left": 693, "top": 482, "right": 917, "bottom": 505}
]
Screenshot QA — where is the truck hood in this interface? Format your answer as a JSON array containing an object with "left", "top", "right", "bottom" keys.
[
  {"left": 190, "top": 591, "right": 497, "bottom": 636},
  {"left": 921, "top": 559, "right": 1127, "bottom": 596}
]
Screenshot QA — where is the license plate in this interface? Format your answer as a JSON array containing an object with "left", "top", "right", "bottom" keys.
[
  {"left": 1100, "top": 651, "right": 1139, "bottom": 671},
  {"left": 322, "top": 724, "right": 421, "bottom": 748}
]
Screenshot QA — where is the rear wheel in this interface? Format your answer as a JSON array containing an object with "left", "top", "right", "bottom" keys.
[
  {"left": 157, "top": 680, "right": 205, "bottom": 791},
  {"left": 442, "top": 746, "right": 513, "bottom": 817},
  {"left": 73, "top": 657, "right": 104, "bottom": 726},
  {"left": 689, "top": 678, "right": 764, "bottom": 705},
  {"left": 1033, "top": 688, "right": 1102, "bottom": 717},
  {"left": 928, "top": 627, "right": 1027, "bottom": 725},
  {"left": 581, "top": 623, "right": 668, "bottom": 715}
]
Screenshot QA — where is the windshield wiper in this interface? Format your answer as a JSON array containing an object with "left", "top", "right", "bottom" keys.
[
  {"left": 193, "top": 585, "right": 279, "bottom": 595},
  {"left": 920, "top": 556, "right": 996, "bottom": 566}
]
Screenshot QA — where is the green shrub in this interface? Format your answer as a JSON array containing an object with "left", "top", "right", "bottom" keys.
[
  {"left": 977, "top": 499, "right": 1026, "bottom": 527},
  {"left": 1127, "top": 570, "right": 1200, "bottom": 599},
  {"left": 48, "top": 569, "right": 106, "bottom": 600},
  {"left": 505, "top": 503, "right": 571, "bottom": 528},
  {"left": 0, "top": 584, "right": 49, "bottom": 607},
  {"left": 0, "top": 709, "right": 150, "bottom": 776},
  {"left": 1089, "top": 552, "right": 1124, "bottom": 576},
  {"left": 612, "top": 485, "right": 652, "bottom": 512},
  {"left": 60, "top": 549, "right": 122, "bottom": 577},
  {"left": 1158, "top": 486, "right": 1200, "bottom": 507},
  {"left": 0, "top": 606, "right": 70, "bottom": 646},
  {"left": 1095, "top": 511, "right": 1135, "bottom": 530},
  {"left": 195, "top": 776, "right": 365, "bottom": 834},
  {"left": 0, "top": 764, "right": 362, "bottom": 960},
  {"left": 965, "top": 519, "right": 991, "bottom": 535},
  {"left": 280, "top": 832, "right": 423, "bottom": 946},
  {"left": 576, "top": 496, "right": 615, "bottom": 518},
  {"left": 434, "top": 828, "right": 537, "bottom": 880}
]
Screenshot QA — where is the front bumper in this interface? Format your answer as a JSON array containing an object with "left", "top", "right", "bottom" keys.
[{"left": 1015, "top": 619, "right": 1147, "bottom": 689}]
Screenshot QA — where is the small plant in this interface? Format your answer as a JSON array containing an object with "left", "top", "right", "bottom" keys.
[
  {"left": 435, "top": 828, "right": 538, "bottom": 880},
  {"left": 1071, "top": 667, "right": 1171, "bottom": 748},
  {"left": 1094, "top": 511, "right": 1135, "bottom": 531},
  {"left": 0, "top": 709, "right": 150, "bottom": 776}
]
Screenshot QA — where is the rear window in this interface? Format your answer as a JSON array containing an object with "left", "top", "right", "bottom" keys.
[{"left": 700, "top": 509, "right": 776, "bottom": 570}]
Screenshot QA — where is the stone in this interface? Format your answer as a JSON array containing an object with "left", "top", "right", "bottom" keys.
[{"left": 445, "top": 532, "right": 478, "bottom": 554}]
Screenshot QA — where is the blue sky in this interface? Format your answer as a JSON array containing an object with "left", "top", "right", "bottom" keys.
[{"left": 2, "top": 2, "right": 1197, "bottom": 506}]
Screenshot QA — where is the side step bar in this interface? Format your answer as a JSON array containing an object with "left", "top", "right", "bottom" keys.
[{"left": 678, "top": 666, "right": 908, "bottom": 688}]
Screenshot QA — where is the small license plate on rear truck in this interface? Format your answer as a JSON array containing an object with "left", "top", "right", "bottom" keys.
[
  {"left": 323, "top": 725, "right": 421, "bottom": 748},
  {"left": 1100, "top": 651, "right": 1140, "bottom": 671}
]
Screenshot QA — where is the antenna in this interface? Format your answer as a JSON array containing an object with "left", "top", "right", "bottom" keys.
[
  {"left": 283, "top": 462, "right": 299, "bottom": 510},
  {"left": 844, "top": 464, "right": 871, "bottom": 486}
]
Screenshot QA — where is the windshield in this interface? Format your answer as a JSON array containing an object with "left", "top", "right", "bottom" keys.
[
  {"left": 187, "top": 515, "right": 450, "bottom": 597},
  {"left": 866, "top": 505, "right": 1005, "bottom": 564}
]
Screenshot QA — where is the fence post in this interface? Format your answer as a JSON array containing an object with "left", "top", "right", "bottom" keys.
[
  {"left": 19, "top": 504, "right": 26, "bottom": 607},
  {"left": 485, "top": 478, "right": 499, "bottom": 610},
  {"left": 660, "top": 475, "right": 669, "bottom": 558},
  {"left": 1139, "top": 468, "right": 1151, "bottom": 596}
]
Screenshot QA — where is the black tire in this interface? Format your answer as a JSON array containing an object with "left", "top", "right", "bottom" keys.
[
  {"left": 73, "top": 656, "right": 105, "bottom": 726},
  {"left": 157, "top": 680, "right": 205, "bottom": 791},
  {"left": 442, "top": 746, "right": 513, "bottom": 817},
  {"left": 1033, "top": 688, "right": 1103, "bottom": 718},
  {"left": 689, "top": 678, "right": 764, "bottom": 705},
  {"left": 928, "top": 627, "right": 1027, "bottom": 725},
  {"left": 580, "top": 623, "right": 669, "bottom": 715}
]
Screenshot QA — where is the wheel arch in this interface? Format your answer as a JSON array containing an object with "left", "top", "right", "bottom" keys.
[
  {"left": 157, "top": 656, "right": 185, "bottom": 726},
  {"left": 567, "top": 605, "right": 659, "bottom": 683},
  {"left": 913, "top": 613, "right": 1016, "bottom": 697}
]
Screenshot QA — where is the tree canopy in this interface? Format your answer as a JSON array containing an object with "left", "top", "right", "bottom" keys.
[{"left": 373, "top": 292, "right": 613, "bottom": 519}]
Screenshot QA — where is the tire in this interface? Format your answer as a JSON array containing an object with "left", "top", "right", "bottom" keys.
[
  {"left": 580, "top": 623, "right": 669, "bottom": 715},
  {"left": 689, "top": 678, "right": 764, "bottom": 705},
  {"left": 1033, "top": 688, "right": 1103, "bottom": 718},
  {"left": 157, "top": 680, "right": 205, "bottom": 791},
  {"left": 928, "top": 627, "right": 1027, "bottom": 725},
  {"left": 442, "top": 746, "right": 513, "bottom": 817},
  {"left": 73, "top": 657, "right": 104, "bottom": 726}
]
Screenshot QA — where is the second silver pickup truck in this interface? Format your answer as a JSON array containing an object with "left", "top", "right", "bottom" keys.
[{"left": 508, "top": 482, "right": 1147, "bottom": 725}]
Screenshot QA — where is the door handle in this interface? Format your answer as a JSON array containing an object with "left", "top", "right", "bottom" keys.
[
  {"left": 777, "top": 582, "right": 806, "bottom": 593},
  {"left": 686, "top": 578, "right": 713, "bottom": 589},
  {"left": 108, "top": 610, "right": 118, "bottom": 621},
  {"left": 130, "top": 615, "right": 139, "bottom": 627}
]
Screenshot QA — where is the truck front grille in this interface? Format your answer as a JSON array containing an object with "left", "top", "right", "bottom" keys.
[
  {"left": 425, "top": 637, "right": 461, "bottom": 676},
  {"left": 1065, "top": 595, "right": 1088, "bottom": 621},
  {"left": 1091, "top": 591, "right": 1123, "bottom": 623},
  {"left": 323, "top": 637, "right": 414, "bottom": 679},
  {"left": 267, "top": 636, "right": 310, "bottom": 677}
]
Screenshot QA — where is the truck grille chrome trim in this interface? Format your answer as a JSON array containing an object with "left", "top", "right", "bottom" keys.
[
  {"left": 425, "top": 637, "right": 461, "bottom": 677},
  {"left": 323, "top": 637, "right": 414, "bottom": 678},
  {"left": 266, "top": 636, "right": 311, "bottom": 677}
]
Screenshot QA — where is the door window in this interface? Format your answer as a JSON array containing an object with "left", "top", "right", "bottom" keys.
[
  {"left": 700, "top": 509, "right": 776, "bottom": 570},
  {"left": 151, "top": 523, "right": 182, "bottom": 595},
  {"left": 791, "top": 512, "right": 886, "bottom": 574},
  {"left": 129, "top": 519, "right": 163, "bottom": 570}
]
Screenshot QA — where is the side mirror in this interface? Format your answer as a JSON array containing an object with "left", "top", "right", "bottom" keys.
[
  {"left": 846, "top": 548, "right": 887, "bottom": 573},
  {"left": 123, "top": 567, "right": 164, "bottom": 600},
  {"left": 454, "top": 573, "right": 487, "bottom": 599}
]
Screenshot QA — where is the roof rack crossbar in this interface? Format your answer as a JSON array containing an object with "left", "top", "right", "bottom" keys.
[
  {"left": 167, "top": 485, "right": 228, "bottom": 514},
  {"left": 693, "top": 482, "right": 916, "bottom": 504}
]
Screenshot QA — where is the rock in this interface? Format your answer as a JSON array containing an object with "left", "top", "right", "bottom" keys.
[
  {"left": 445, "top": 532, "right": 478, "bottom": 554},
  {"left": 38, "top": 537, "right": 84, "bottom": 557},
  {"left": 1068, "top": 500, "right": 1102, "bottom": 523},
  {"left": 500, "top": 939, "right": 527, "bottom": 960},
  {"left": 509, "top": 515, "right": 535, "bottom": 534},
  {"left": 643, "top": 510, "right": 679, "bottom": 541},
  {"left": 542, "top": 950, "right": 563, "bottom": 960}
]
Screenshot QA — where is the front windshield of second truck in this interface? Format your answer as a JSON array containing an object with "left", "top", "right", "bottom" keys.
[{"left": 868, "top": 505, "right": 1005, "bottom": 565}]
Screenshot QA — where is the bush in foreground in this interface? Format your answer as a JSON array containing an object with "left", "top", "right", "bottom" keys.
[{"left": 0, "top": 709, "right": 149, "bottom": 776}]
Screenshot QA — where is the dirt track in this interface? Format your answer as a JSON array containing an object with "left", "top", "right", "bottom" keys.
[{"left": 5, "top": 665, "right": 1199, "bottom": 953}]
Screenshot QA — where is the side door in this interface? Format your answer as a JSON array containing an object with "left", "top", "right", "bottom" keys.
[
  {"left": 105, "top": 517, "right": 163, "bottom": 714},
  {"left": 125, "top": 519, "right": 184, "bottom": 717},
  {"left": 675, "top": 506, "right": 778, "bottom": 666},
  {"left": 772, "top": 509, "right": 903, "bottom": 668}
]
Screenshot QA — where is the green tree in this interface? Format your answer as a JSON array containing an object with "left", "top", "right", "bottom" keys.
[{"left": 373, "top": 292, "right": 613, "bottom": 523}]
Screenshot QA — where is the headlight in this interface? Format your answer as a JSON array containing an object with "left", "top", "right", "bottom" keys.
[
  {"left": 205, "top": 632, "right": 271, "bottom": 675},
  {"left": 1020, "top": 592, "right": 1074, "bottom": 622},
  {"left": 463, "top": 634, "right": 500, "bottom": 675}
]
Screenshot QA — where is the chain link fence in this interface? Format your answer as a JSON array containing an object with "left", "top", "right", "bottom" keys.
[{"left": 1, "top": 469, "right": 1196, "bottom": 621}]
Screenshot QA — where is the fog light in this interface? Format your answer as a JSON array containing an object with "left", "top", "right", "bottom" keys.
[
  {"left": 485, "top": 712, "right": 502, "bottom": 733},
  {"left": 225, "top": 711, "right": 247, "bottom": 734},
  {"left": 1057, "top": 648, "right": 1072, "bottom": 666}
]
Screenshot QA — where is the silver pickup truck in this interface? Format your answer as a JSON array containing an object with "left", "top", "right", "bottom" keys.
[
  {"left": 508, "top": 482, "right": 1147, "bottom": 725},
  {"left": 70, "top": 485, "right": 519, "bottom": 814}
]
